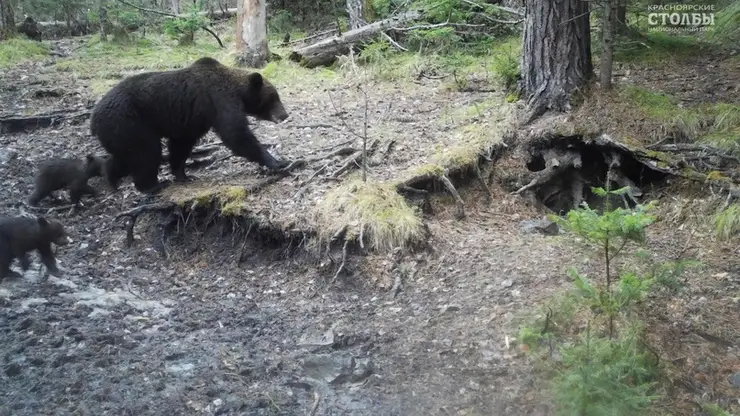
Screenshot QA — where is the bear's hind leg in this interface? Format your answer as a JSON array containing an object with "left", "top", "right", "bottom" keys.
[
  {"left": 103, "top": 155, "right": 129, "bottom": 191},
  {"left": 167, "top": 135, "right": 200, "bottom": 183},
  {"left": 131, "top": 138, "right": 168, "bottom": 194}
]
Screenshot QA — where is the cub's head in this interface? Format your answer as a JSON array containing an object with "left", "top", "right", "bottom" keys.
[
  {"left": 84, "top": 154, "right": 108, "bottom": 179},
  {"left": 240, "top": 72, "right": 289, "bottom": 124},
  {"left": 37, "top": 217, "right": 71, "bottom": 247}
]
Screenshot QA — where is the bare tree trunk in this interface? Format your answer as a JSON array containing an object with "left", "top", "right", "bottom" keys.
[
  {"left": 347, "top": 0, "right": 366, "bottom": 29},
  {"left": 235, "top": 0, "right": 268, "bottom": 68},
  {"left": 0, "top": 0, "right": 17, "bottom": 40},
  {"left": 171, "top": 0, "right": 180, "bottom": 14},
  {"left": 600, "top": 0, "right": 615, "bottom": 90},
  {"left": 616, "top": 0, "right": 627, "bottom": 33},
  {"left": 521, "top": 0, "right": 593, "bottom": 122},
  {"left": 99, "top": 0, "right": 110, "bottom": 41}
]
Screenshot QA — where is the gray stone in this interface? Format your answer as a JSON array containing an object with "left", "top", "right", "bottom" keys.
[{"left": 520, "top": 217, "right": 559, "bottom": 235}]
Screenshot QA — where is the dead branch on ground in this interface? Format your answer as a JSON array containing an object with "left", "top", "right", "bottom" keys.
[
  {"left": 332, "top": 139, "right": 380, "bottom": 178},
  {"left": 0, "top": 109, "right": 91, "bottom": 134}
]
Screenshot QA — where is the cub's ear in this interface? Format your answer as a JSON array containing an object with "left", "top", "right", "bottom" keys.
[
  {"left": 86, "top": 154, "right": 95, "bottom": 162},
  {"left": 247, "top": 72, "right": 264, "bottom": 89},
  {"left": 37, "top": 216, "right": 49, "bottom": 227}
]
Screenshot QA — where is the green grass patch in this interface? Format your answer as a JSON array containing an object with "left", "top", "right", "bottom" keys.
[
  {"left": 712, "top": 203, "right": 740, "bottom": 241},
  {"left": 313, "top": 178, "right": 425, "bottom": 252},
  {"left": 614, "top": 32, "right": 705, "bottom": 64},
  {"left": 708, "top": 1, "right": 740, "bottom": 46},
  {"left": 619, "top": 86, "right": 740, "bottom": 148},
  {"left": 0, "top": 37, "right": 51, "bottom": 68}
]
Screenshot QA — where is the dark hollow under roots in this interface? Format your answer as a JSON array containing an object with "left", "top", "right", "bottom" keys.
[
  {"left": 512, "top": 134, "right": 670, "bottom": 214},
  {"left": 115, "top": 202, "right": 313, "bottom": 263}
]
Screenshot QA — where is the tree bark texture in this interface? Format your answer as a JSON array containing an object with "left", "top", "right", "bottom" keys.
[
  {"left": 236, "top": 0, "right": 268, "bottom": 68},
  {"left": 346, "top": 0, "right": 366, "bottom": 29},
  {"left": 521, "top": 0, "right": 593, "bottom": 121},
  {"left": 600, "top": 0, "right": 615, "bottom": 90},
  {"left": 0, "top": 0, "right": 17, "bottom": 40}
]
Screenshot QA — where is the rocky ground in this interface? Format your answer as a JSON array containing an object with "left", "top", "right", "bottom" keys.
[{"left": 0, "top": 35, "right": 738, "bottom": 416}]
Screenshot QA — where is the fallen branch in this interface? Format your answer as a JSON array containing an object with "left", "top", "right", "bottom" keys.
[
  {"left": 288, "top": 28, "right": 337, "bottom": 45},
  {"left": 332, "top": 139, "right": 380, "bottom": 177},
  {"left": 0, "top": 109, "right": 91, "bottom": 134},
  {"left": 289, "top": 10, "right": 421, "bottom": 68}
]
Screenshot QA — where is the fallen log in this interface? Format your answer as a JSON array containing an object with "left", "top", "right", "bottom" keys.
[
  {"left": 0, "top": 109, "right": 91, "bottom": 134},
  {"left": 289, "top": 10, "right": 421, "bottom": 68}
]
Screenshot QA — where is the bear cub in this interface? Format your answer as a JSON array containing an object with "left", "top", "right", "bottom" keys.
[
  {"left": 28, "top": 154, "right": 107, "bottom": 206},
  {"left": 0, "top": 216, "right": 70, "bottom": 280}
]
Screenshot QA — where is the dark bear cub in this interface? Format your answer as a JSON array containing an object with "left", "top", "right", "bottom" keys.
[
  {"left": 0, "top": 216, "right": 70, "bottom": 280},
  {"left": 90, "top": 56, "right": 292, "bottom": 195},
  {"left": 28, "top": 154, "right": 107, "bottom": 206}
]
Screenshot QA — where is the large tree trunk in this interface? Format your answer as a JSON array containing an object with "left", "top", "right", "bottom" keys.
[
  {"left": 0, "top": 0, "right": 17, "bottom": 40},
  {"left": 521, "top": 0, "right": 593, "bottom": 122},
  {"left": 600, "top": 0, "right": 615, "bottom": 90},
  {"left": 235, "top": 0, "right": 268, "bottom": 68},
  {"left": 346, "top": 0, "right": 366, "bottom": 29}
]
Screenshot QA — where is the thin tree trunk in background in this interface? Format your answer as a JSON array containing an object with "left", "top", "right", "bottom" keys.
[
  {"left": 0, "top": 0, "right": 17, "bottom": 40},
  {"left": 600, "top": 0, "right": 615, "bottom": 90},
  {"left": 521, "top": 0, "right": 593, "bottom": 122},
  {"left": 235, "top": 0, "right": 268, "bottom": 68},
  {"left": 171, "top": 0, "right": 180, "bottom": 14},
  {"left": 616, "top": 0, "right": 627, "bottom": 33},
  {"left": 347, "top": 0, "right": 366, "bottom": 29}
]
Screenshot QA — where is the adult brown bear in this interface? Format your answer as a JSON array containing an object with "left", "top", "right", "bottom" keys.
[{"left": 90, "top": 57, "right": 291, "bottom": 194}]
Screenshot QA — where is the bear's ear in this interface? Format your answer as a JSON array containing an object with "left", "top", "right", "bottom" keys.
[
  {"left": 247, "top": 72, "right": 264, "bottom": 89},
  {"left": 86, "top": 154, "right": 95, "bottom": 162},
  {"left": 37, "top": 216, "right": 49, "bottom": 227}
]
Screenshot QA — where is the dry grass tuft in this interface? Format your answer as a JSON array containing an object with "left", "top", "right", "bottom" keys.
[{"left": 313, "top": 178, "right": 425, "bottom": 252}]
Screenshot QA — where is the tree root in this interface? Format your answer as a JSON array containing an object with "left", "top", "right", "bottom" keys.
[
  {"left": 115, "top": 202, "right": 179, "bottom": 247},
  {"left": 439, "top": 175, "right": 465, "bottom": 219}
]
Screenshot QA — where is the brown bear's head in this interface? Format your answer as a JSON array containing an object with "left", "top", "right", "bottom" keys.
[
  {"left": 37, "top": 217, "right": 71, "bottom": 247},
  {"left": 241, "top": 72, "right": 289, "bottom": 124}
]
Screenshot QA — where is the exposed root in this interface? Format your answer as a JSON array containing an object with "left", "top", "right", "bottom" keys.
[
  {"left": 439, "top": 175, "right": 465, "bottom": 219},
  {"left": 115, "top": 202, "right": 179, "bottom": 247},
  {"left": 331, "top": 239, "right": 350, "bottom": 283},
  {"left": 475, "top": 164, "right": 493, "bottom": 202}
]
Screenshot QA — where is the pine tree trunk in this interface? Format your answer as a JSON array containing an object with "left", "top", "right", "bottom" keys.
[
  {"left": 235, "top": 0, "right": 268, "bottom": 68},
  {"left": 600, "top": 0, "right": 615, "bottom": 90},
  {"left": 347, "top": 0, "right": 366, "bottom": 29},
  {"left": 0, "top": 0, "right": 17, "bottom": 40},
  {"left": 521, "top": 0, "right": 593, "bottom": 121}
]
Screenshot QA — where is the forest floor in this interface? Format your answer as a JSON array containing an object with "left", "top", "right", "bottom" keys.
[{"left": 0, "top": 31, "right": 739, "bottom": 416}]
